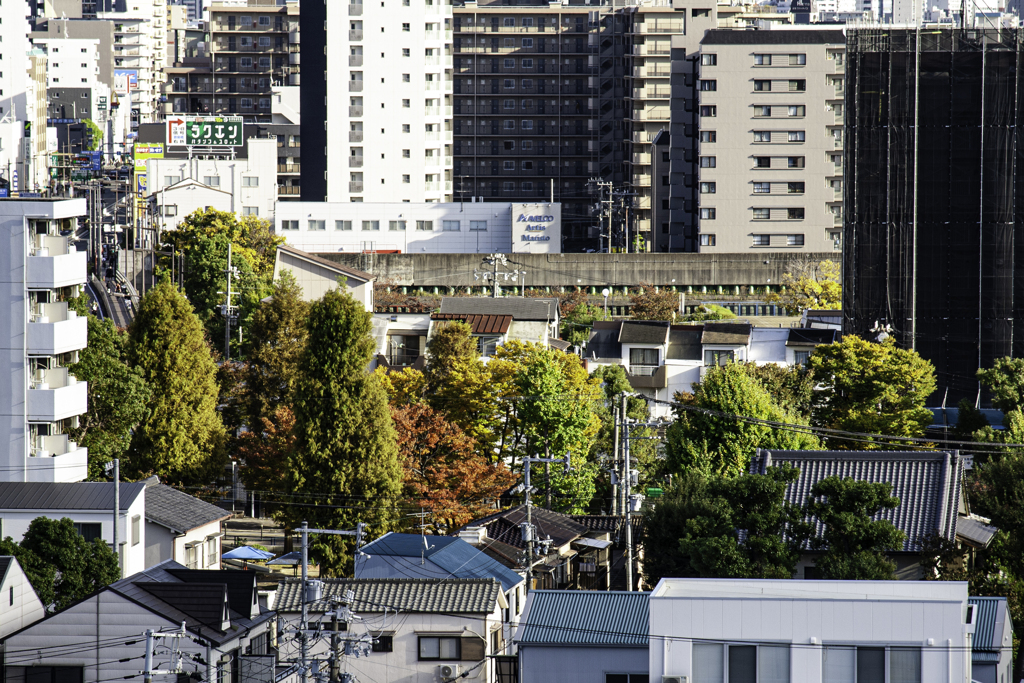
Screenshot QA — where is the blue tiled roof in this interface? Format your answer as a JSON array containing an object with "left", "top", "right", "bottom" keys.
[
  {"left": 516, "top": 590, "right": 649, "bottom": 647},
  {"left": 359, "top": 533, "right": 524, "bottom": 592}
]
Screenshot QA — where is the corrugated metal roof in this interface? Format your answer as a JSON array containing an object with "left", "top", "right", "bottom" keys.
[
  {"left": 516, "top": 590, "right": 649, "bottom": 646},
  {"left": 0, "top": 482, "right": 146, "bottom": 511},
  {"left": 969, "top": 597, "right": 1005, "bottom": 652},
  {"left": 751, "top": 450, "right": 962, "bottom": 551},
  {"left": 958, "top": 515, "right": 998, "bottom": 548},
  {"left": 431, "top": 313, "right": 512, "bottom": 334},
  {"left": 275, "top": 578, "right": 502, "bottom": 614},
  {"left": 357, "top": 533, "right": 524, "bottom": 591},
  {"left": 702, "top": 322, "right": 752, "bottom": 346}
]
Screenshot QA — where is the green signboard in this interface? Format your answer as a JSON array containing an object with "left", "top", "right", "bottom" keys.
[{"left": 166, "top": 116, "right": 244, "bottom": 147}]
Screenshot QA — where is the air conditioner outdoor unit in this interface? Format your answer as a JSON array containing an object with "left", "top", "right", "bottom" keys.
[{"left": 440, "top": 664, "right": 461, "bottom": 679}]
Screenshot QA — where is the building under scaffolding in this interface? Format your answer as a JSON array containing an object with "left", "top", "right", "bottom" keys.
[{"left": 844, "top": 28, "right": 1024, "bottom": 405}]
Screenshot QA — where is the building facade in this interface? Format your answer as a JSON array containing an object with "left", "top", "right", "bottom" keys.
[
  {"left": 694, "top": 28, "right": 845, "bottom": 253},
  {"left": 0, "top": 199, "right": 89, "bottom": 484}
]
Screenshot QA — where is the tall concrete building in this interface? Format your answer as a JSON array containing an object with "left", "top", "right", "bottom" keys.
[
  {"left": 0, "top": 198, "right": 89, "bottom": 483},
  {"left": 302, "top": 0, "right": 454, "bottom": 203},
  {"left": 692, "top": 29, "right": 845, "bottom": 253},
  {"left": 99, "top": 0, "right": 168, "bottom": 126}
]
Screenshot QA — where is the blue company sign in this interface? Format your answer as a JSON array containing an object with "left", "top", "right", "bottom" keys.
[{"left": 517, "top": 213, "right": 554, "bottom": 240}]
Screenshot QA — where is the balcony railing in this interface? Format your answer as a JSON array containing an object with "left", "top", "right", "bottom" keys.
[{"left": 349, "top": 157, "right": 363, "bottom": 167}]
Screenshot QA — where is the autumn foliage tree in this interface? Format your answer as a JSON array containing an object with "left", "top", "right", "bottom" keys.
[
  {"left": 236, "top": 406, "right": 296, "bottom": 496},
  {"left": 629, "top": 283, "right": 678, "bottom": 321},
  {"left": 765, "top": 260, "right": 842, "bottom": 316},
  {"left": 393, "top": 403, "right": 516, "bottom": 533}
]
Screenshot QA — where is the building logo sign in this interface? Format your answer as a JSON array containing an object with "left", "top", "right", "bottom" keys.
[{"left": 511, "top": 203, "right": 561, "bottom": 253}]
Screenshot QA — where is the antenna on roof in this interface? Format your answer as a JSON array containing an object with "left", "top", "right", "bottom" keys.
[{"left": 407, "top": 508, "right": 434, "bottom": 564}]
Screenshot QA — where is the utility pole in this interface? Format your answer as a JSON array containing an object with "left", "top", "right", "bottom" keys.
[
  {"left": 110, "top": 459, "right": 120, "bottom": 577},
  {"left": 611, "top": 400, "right": 620, "bottom": 516},
  {"left": 521, "top": 451, "right": 571, "bottom": 594},
  {"left": 622, "top": 393, "right": 634, "bottom": 592},
  {"left": 140, "top": 622, "right": 187, "bottom": 683},
  {"left": 223, "top": 242, "right": 237, "bottom": 360}
]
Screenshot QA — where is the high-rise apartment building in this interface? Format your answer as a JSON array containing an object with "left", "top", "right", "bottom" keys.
[
  {"left": 0, "top": 198, "right": 90, "bottom": 483},
  {"left": 844, "top": 28, "right": 1024, "bottom": 405},
  {"left": 302, "top": 1, "right": 454, "bottom": 203},
  {"left": 692, "top": 29, "right": 845, "bottom": 253},
  {"left": 99, "top": 0, "right": 168, "bottom": 125}
]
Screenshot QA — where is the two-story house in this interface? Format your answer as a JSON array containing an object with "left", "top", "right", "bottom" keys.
[{"left": 429, "top": 297, "right": 561, "bottom": 360}]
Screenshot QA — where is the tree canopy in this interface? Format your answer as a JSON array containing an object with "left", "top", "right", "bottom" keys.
[
  {"left": 977, "top": 357, "right": 1024, "bottom": 414},
  {"left": 629, "top": 283, "right": 678, "bottom": 321},
  {"left": 126, "top": 280, "right": 227, "bottom": 484},
  {"left": 764, "top": 260, "right": 842, "bottom": 315},
  {"left": 557, "top": 288, "right": 607, "bottom": 347}
]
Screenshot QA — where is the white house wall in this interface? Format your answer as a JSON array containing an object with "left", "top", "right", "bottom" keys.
[
  {"left": 153, "top": 184, "right": 234, "bottom": 231},
  {"left": 0, "top": 559, "right": 45, "bottom": 639},
  {"left": 273, "top": 252, "right": 373, "bottom": 311}
]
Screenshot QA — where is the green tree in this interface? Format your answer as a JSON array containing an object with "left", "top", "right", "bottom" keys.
[
  {"left": 242, "top": 272, "right": 309, "bottom": 429},
  {"left": 18, "top": 517, "right": 119, "bottom": 611},
  {"left": 629, "top": 283, "right": 678, "bottom": 321},
  {"left": 82, "top": 119, "right": 103, "bottom": 151},
  {"left": 666, "top": 362, "right": 819, "bottom": 477},
  {"left": 164, "top": 208, "right": 282, "bottom": 279},
  {"left": 558, "top": 288, "right": 607, "bottom": 347},
  {"left": 640, "top": 472, "right": 708, "bottom": 585},
  {"left": 742, "top": 362, "right": 817, "bottom": 419},
  {"left": 809, "top": 336, "right": 936, "bottom": 448},
  {"left": 805, "top": 477, "right": 905, "bottom": 580},
  {"left": 680, "top": 304, "right": 737, "bottom": 322},
  {"left": 764, "top": 260, "right": 842, "bottom": 316},
  {"left": 286, "top": 287, "right": 403, "bottom": 576},
  {"left": 589, "top": 365, "right": 660, "bottom": 489},
  {"left": 953, "top": 398, "right": 990, "bottom": 441},
  {"left": 127, "top": 280, "right": 227, "bottom": 484},
  {"left": 977, "top": 357, "right": 1024, "bottom": 414},
  {"left": 0, "top": 537, "right": 57, "bottom": 609},
  {"left": 425, "top": 322, "right": 499, "bottom": 452},
  {"left": 68, "top": 316, "right": 151, "bottom": 480}
]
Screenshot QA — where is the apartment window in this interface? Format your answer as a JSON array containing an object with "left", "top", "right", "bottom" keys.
[
  {"left": 402, "top": 99, "right": 410, "bottom": 108},
  {"left": 281, "top": 220, "right": 299, "bottom": 231},
  {"left": 241, "top": 57, "right": 253, "bottom": 68},
  {"left": 699, "top": 80, "right": 717, "bottom": 91},
  {"left": 787, "top": 234, "right": 805, "bottom": 246},
  {"left": 523, "top": 18, "right": 534, "bottom": 26},
  {"left": 203, "top": 176, "right": 220, "bottom": 187},
  {"left": 131, "top": 516, "right": 140, "bottom": 546},
  {"left": 243, "top": 207, "right": 259, "bottom": 216},
  {"left": 162, "top": 205, "right": 178, "bottom": 217},
  {"left": 336, "top": 220, "right": 353, "bottom": 231},
  {"left": 362, "top": 220, "right": 380, "bottom": 231},
  {"left": 700, "top": 182, "right": 716, "bottom": 194},
  {"left": 259, "top": 37, "right": 271, "bottom": 47},
  {"left": 390, "top": 220, "right": 407, "bottom": 231},
  {"left": 754, "top": 54, "right": 772, "bottom": 65},
  {"left": 504, "top": 120, "right": 516, "bottom": 130},
  {"left": 789, "top": 53, "right": 807, "bottom": 65},
  {"left": 522, "top": 79, "right": 534, "bottom": 88},
  {"left": 788, "top": 157, "right": 805, "bottom": 168},
  {"left": 753, "top": 208, "right": 770, "bottom": 220},
  {"left": 402, "top": 125, "right": 411, "bottom": 133},
  {"left": 470, "top": 221, "right": 488, "bottom": 231},
  {"left": 831, "top": 154, "right": 843, "bottom": 168},
  {"left": 504, "top": 79, "right": 515, "bottom": 89},
  {"left": 73, "top": 523, "right": 102, "bottom": 543},
  {"left": 789, "top": 79, "right": 806, "bottom": 91},
  {"left": 754, "top": 157, "right": 771, "bottom": 168},
  {"left": 753, "top": 80, "right": 771, "bottom": 92},
  {"left": 503, "top": 182, "right": 515, "bottom": 191},
  {"left": 795, "top": 350, "right": 811, "bottom": 365},
  {"left": 700, "top": 131, "right": 717, "bottom": 143},
  {"left": 699, "top": 234, "right": 716, "bottom": 247},
  {"left": 752, "top": 234, "right": 770, "bottom": 246},
  {"left": 503, "top": 17, "right": 515, "bottom": 26},
  {"left": 822, "top": 646, "right": 921, "bottom": 683},
  {"left": 701, "top": 54, "right": 717, "bottom": 66},
  {"left": 753, "top": 182, "right": 771, "bottom": 194},
  {"left": 402, "top": 23, "right": 410, "bottom": 31},
  {"left": 478, "top": 335, "right": 501, "bottom": 357},
  {"left": 504, "top": 99, "right": 515, "bottom": 109},
  {"left": 700, "top": 105, "right": 717, "bottom": 117},
  {"left": 699, "top": 156, "right": 716, "bottom": 168},
  {"left": 522, "top": 38, "right": 534, "bottom": 48},
  {"left": 788, "top": 182, "right": 805, "bottom": 194},
  {"left": 788, "top": 131, "right": 806, "bottom": 142},
  {"left": 694, "top": 643, "right": 791, "bottom": 683},
  {"left": 504, "top": 59, "right": 515, "bottom": 68},
  {"left": 416, "top": 220, "right": 433, "bottom": 231},
  {"left": 703, "top": 350, "right": 734, "bottom": 367},
  {"left": 789, "top": 105, "right": 806, "bottom": 117},
  {"left": 419, "top": 636, "right": 460, "bottom": 661},
  {"left": 521, "top": 120, "right": 534, "bottom": 130},
  {"left": 443, "top": 220, "right": 460, "bottom": 231},
  {"left": 788, "top": 208, "right": 805, "bottom": 220},
  {"left": 242, "top": 176, "right": 259, "bottom": 187},
  {"left": 522, "top": 59, "right": 534, "bottom": 68},
  {"left": 503, "top": 161, "right": 515, "bottom": 171},
  {"left": 403, "top": 149, "right": 411, "bottom": 158},
  {"left": 700, "top": 208, "right": 716, "bottom": 220},
  {"left": 402, "top": 49, "right": 410, "bottom": 57},
  {"left": 403, "top": 74, "right": 410, "bottom": 82},
  {"left": 164, "top": 175, "right": 181, "bottom": 186},
  {"left": 308, "top": 220, "right": 326, "bottom": 231},
  {"left": 372, "top": 635, "right": 395, "bottom": 653},
  {"left": 753, "top": 131, "right": 771, "bottom": 143}
]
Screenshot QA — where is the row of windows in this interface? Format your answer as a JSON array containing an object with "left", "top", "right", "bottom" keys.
[
  {"left": 692, "top": 642, "right": 920, "bottom": 682},
  {"left": 700, "top": 131, "right": 806, "bottom": 144},
  {"left": 699, "top": 182, "right": 806, "bottom": 194},
  {"left": 701, "top": 156, "right": 807, "bottom": 169},
  {"left": 216, "top": 56, "right": 273, "bottom": 68},
  {"left": 281, "top": 219, "right": 489, "bottom": 232},
  {"left": 700, "top": 208, "right": 805, "bottom": 221},
  {"left": 700, "top": 53, "right": 808, "bottom": 66},
  {"left": 754, "top": 105, "right": 806, "bottom": 117}
]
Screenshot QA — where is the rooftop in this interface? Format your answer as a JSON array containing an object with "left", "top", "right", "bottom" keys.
[
  {"left": 276, "top": 244, "right": 374, "bottom": 283},
  {"left": 144, "top": 478, "right": 231, "bottom": 534},
  {"left": 438, "top": 297, "right": 558, "bottom": 321},
  {"left": 0, "top": 482, "right": 146, "bottom": 512},
  {"left": 701, "top": 28, "right": 846, "bottom": 45},
  {"left": 516, "top": 590, "right": 649, "bottom": 647},
  {"left": 276, "top": 578, "right": 504, "bottom": 614}
]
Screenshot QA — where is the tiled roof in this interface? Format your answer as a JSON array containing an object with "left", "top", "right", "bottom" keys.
[
  {"left": 460, "top": 505, "right": 589, "bottom": 551},
  {"left": 516, "top": 590, "right": 649, "bottom": 646},
  {"left": 145, "top": 482, "right": 231, "bottom": 533},
  {"left": 701, "top": 322, "right": 752, "bottom": 346},
  {"left": 958, "top": 515, "right": 998, "bottom": 548},
  {"left": 751, "top": 450, "right": 963, "bottom": 551},
  {"left": 275, "top": 578, "right": 502, "bottom": 614},
  {"left": 618, "top": 321, "right": 670, "bottom": 345},
  {"left": 431, "top": 313, "right": 512, "bottom": 334},
  {"left": 438, "top": 297, "right": 558, "bottom": 321},
  {"left": 357, "top": 533, "right": 524, "bottom": 591},
  {"left": 0, "top": 482, "right": 146, "bottom": 511}
]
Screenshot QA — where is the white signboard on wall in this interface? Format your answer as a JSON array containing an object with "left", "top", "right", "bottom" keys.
[{"left": 511, "top": 203, "right": 561, "bottom": 254}]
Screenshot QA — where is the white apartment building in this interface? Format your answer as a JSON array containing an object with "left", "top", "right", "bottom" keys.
[
  {"left": 275, "top": 201, "right": 562, "bottom": 254},
  {"left": 0, "top": 3, "right": 43, "bottom": 193},
  {"left": 695, "top": 29, "right": 845, "bottom": 253},
  {"left": 0, "top": 198, "right": 89, "bottom": 484},
  {"left": 35, "top": 37, "right": 111, "bottom": 126},
  {"left": 325, "top": 1, "right": 454, "bottom": 203},
  {"left": 145, "top": 137, "right": 279, "bottom": 226},
  {"left": 100, "top": 0, "right": 168, "bottom": 125}
]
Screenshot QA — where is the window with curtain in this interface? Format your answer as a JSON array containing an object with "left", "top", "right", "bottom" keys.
[
  {"left": 693, "top": 643, "right": 723, "bottom": 683},
  {"left": 822, "top": 646, "right": 920, "bottom": 683}
]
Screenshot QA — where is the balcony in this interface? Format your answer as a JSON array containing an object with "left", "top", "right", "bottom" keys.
[
  {"left": 278, "top": 163, "right": 301, "bottom": 173},
  {"left": 349, "top": 55, "right": 363, "bottom": 67},
  {"left": 27, "top": 437, "right": 88, "bottom": 483},
  {"left": 349, "top": 106, "right": 363, "bottom": 117},
  {"left": 349, "top": 157, "right": 363, "bottom": 168},
  {"left": 349, "top": 30, "right": 363, "bottom": 41},
  {"left": 27, "top": 304, "right": 88, "bottom": 356},
  {"left": 627, "top": 364, "right": 667, "bottom": 389},
  {"left": 349, "top": 131, "right": 363, "bottom": 142},
  {"left": 279, "top": 186, "right": 301, "bottom": 196},
  {"left": 349, "top": 182, "right": 364, "bottom": 193},
  {"left": 27, "top": 236, "right": 87, "bottom": 289},
  {"left": 349, "top": 3, "right": 362, "bottom": 15},
  {"left": 28, "top": 368, "right": 88, "bottom": 422},
  {"left": 349, "top": 81, "right": 363, "bottom": 92}
]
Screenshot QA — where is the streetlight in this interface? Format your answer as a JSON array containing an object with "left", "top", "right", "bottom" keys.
[{"left": 602, "top": 288, "right": 610, "bottom": 318}]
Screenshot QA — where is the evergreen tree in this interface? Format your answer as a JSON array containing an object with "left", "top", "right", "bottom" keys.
[
  {"left": 286, "top": 288, "right": 403, "bottom": 576},
  {"left": 425, "top": 322, "right": 499, "bottom": 451},
  {"left": 68, "top": 316, "right": 151, "bottom": 480},
  {"left": 126, "top": 280, "right": 227, "bottom": 484}
]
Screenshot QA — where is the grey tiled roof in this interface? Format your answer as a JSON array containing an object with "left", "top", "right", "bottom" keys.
[
  {"left": 751, "top": 450, "right": 963, "bottom": 551},
  {"left": 618, "top": 321, "right": 670, "bottom": 345},
  {"left": 0, "top": 482, "right": 146, "bottom": 511},
  {"left": 275, "top": 578, "right": 502, "bottom": 614},
  {"left": 517, "top": 590, "right": 649, "bottom": 646},
  {"left": 459, "top": 505, "right": 589, "bottom": 551},
  {"left": 701, "top": 322, "right": 752, "bottom": 345},
  {"left": 957, "top": 515, "right": 998, "bottom": 548},
  {"left": 438, "top": 297, "right": 558, "bottom": 321},
  {"left": 145, "top": 483, "right": 231, "bottom": 533}
]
